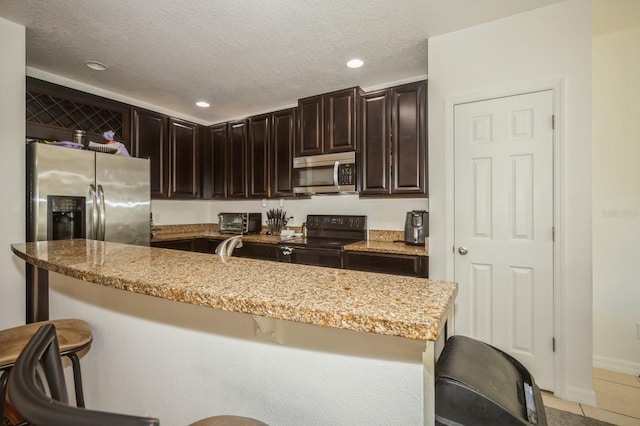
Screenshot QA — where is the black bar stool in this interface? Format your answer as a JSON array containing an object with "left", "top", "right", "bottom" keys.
[
  {"left": 8, "top": 324, "right": 268, "bottom": 426},
  {"left": 1, "top": 319, "right": 92, "bottom": 422}
]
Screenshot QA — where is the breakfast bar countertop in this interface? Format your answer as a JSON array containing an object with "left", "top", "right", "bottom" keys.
[{"left": 11, "top": 239, "right": 455, "bottom": 341}]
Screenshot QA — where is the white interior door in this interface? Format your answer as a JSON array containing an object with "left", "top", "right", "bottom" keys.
[{"left": 454, "top": 90, "right": 555, "bottom": 390}]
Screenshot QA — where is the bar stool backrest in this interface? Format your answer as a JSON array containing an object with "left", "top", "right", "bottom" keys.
[{"left": 9, "top": 323, "right": 159, "bottom": 426}]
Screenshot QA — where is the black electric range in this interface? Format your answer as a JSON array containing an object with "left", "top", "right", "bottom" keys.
[{"left": 278, "top": 215, "right": 367, "bottom": 268}]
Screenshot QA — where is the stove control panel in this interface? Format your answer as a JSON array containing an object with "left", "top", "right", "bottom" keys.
[{"left": 306, "top": 215, "right": 367, "bottom": 231}]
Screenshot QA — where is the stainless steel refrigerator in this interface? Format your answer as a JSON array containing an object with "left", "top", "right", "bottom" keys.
[
  {"left": 27, "top": 142, "right": 150, "bottom": 246},
  {"left": 25, "top": 142, "right": 151, "bottom": 322}
]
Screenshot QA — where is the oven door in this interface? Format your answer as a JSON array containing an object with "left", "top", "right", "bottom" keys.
[{"left": 278, "top": 245, "right": 343, "bottom": 269}]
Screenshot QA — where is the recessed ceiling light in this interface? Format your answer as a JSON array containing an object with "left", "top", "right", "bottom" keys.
[
  {"left": 85, "top": 61, "right": 108, "bottom": 71},
  {"left": 196, "top": 101, "right": 210, "bottom": 108},
  {"left": 346, "top": 59, "right": 364, "bottom": 68}
]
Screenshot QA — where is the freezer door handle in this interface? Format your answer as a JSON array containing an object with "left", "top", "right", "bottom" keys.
[
  {"left": 97, "top": 184, "right": 106, "bottom": 241},
  {"left": 89, "top": 184, "right": 98, "bottom": 239}
]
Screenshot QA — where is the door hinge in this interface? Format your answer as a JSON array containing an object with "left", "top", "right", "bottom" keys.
[
  {"left": 552, "top": 115, "right": 556, "bottom": 130},
  {"left": 552, "top": 337, "right": 556, "bottom": 352},
  {"left": 552, "top": 227, "right": 555, "bottom": 241}
]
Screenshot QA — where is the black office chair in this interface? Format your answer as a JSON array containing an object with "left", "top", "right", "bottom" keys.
[{"left": 8, "top": 324, "right": 268, "bottom": 426}]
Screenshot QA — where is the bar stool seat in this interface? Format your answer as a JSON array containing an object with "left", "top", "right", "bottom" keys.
[
  {"left": 9, "top": 324, "right": 268, "bottom": 426},
  {"left": 1, "top": 319, "right": 92, "bottom": 422},
  {"left": 189, "top": 415, "right": 268, "bottom": 425}
]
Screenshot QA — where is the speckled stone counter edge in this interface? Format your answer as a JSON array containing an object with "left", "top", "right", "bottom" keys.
[{"left": 11, "top": 240, "right": 455, "bottom": 341}]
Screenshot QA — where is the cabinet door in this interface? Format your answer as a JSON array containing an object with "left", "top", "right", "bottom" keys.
[
  {"left": 169, "top": 119, "right": 199, "bottom": 199},
  {"left": 297, "top": 95, "right": 324, "bottom": 156},
  {"left": 359, "top": 89, "right": 391, "bottom": 196},
  {"left": 343, "top": 252, "right": 428, "bottom": 277},
  {"left": 248, "top": 114, "right": 271, "bottom": 198},
  {"left": 391, "top": 81, "right": 427, "bottom": 195},
  {"left": 202, "top": 124, "right": 227, "bottom": 199},
  {"left": 228, "top": 120, "right": 248, "bottom": 198},
  {"left": 324, "top": 87, "right": 358, "bottom": 153},
  {"left": 271, "top": 108, "right": 296, "bottom": 197},
  {"left": 132, "top": 109, "right": 167, "bottom": 198}
]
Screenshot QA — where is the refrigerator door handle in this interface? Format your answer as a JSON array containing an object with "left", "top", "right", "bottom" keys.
[
  {"left": 97, "top": 184, "right": 106, "bottom": 241},
  {"left": 89, "top": 184, "right": 98, "bottom": 240}
]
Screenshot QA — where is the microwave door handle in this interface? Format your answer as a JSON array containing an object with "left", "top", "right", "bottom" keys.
[
  {"left": 89, "top": 184, "right": 98, "bottom": 240},
  {"left": 97, "top": 184, "right": 106, "bottom": 241},
  {"left": 333, "top": 161, "right": 339, "bottom": 187}
]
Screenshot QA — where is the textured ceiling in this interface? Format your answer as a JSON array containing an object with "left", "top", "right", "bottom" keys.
[{"left": 0, "top": 0, "right": 564, "bottom": 124}]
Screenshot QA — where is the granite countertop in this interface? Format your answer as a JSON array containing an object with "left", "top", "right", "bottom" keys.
[
  {"left": 11, "top": 239, "right": 455, "bottom": 341},
  {"left": 151, "top": 224, "right": 429, "bottom": 256}
]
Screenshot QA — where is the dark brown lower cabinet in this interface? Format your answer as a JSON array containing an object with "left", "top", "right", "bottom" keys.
[
  {"left": 343, "top": 251, "right": 428, "bottom": 278},
  {"left": 152, "top": 239, "right": 211, "bottom": 253},
  {"left": 233, "top": 243, "right": 280, "bottom": 261}
]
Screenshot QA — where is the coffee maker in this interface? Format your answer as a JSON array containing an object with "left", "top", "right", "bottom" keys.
[{"left": 404, "top": 210, "right": 428, "bottom": 246}]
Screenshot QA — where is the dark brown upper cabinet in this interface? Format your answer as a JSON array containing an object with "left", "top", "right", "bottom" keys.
[
  {"left": 359, "top": 80, "right": 427, "bottom": 197},
  {"left": 228, "top": 120, "right": 248, "bottom": 198},
  {"left": 168, "top": 118, "right": 199, "bottom": 199},
  {"left": 248, "top": 114, "right": 271, "bottom": 198},
  {"left": 359, "top": 90, "right": 391, "bottom": 196},
  {"left": 271, "top": 108, "right": 296, "bottom": 197},
  {"left": 297, "top": 87, "right": 359, "bottom": 157},
  {"left": 201, "top": 124, "right": 227, "bottom": 199},
  {"left": 132, "top": 108, "right": 168, "bottom": 198},
  {"left": 248, "top": 108, "right": 296, "bottom": 199}
]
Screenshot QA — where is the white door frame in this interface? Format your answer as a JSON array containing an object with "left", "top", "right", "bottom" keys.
[{"left": 443, "top": 79, "right": 566, "bottom": 397}]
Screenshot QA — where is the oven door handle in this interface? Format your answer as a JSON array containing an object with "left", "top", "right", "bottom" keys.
[{"left": 333, "top": 161, "right": 339, "bottom": 187}]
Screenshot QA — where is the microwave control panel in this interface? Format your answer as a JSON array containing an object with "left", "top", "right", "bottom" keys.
[{"left": 338, "top": 164, "right": 356, "bottom": 185}]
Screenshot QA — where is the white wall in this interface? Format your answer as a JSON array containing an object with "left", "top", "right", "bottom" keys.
[
  {"left": 152, "top": 196, "right": 428, "bottom": 230},
  {"left": 592, "top": 24, "right": 640, "bottom": 374},
  {"left": 49, "top": 273, "right": 427, "bottom": 425},
  {"left": 0, "top": 17, "right": 25, "bottom": 329},
  {"left": 428, "top": 0, "right": 593, "bottom": 403}
]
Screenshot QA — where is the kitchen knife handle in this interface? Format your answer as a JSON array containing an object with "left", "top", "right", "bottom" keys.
[
  {"left": 97, "top": 185, "right": 106, "bottom": 241},
  {"left": 89, "top": 184, "right": 98, "bottom": 240}
]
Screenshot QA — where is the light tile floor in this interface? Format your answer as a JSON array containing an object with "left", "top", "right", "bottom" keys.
[{"left": 542, "top": 368, "right": 640, "bottom": 425}]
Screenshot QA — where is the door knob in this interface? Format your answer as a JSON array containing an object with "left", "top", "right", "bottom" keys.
[{"left": 458, "top": 246, "right": 468, "bottom": 255}]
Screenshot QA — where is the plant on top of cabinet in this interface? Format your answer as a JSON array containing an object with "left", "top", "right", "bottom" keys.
[
  {"left": 297, "top": 87, "right": 360, "bottom": 157},
  {"left": 359, "top": 80, "right": 427, "bottom": 197}
]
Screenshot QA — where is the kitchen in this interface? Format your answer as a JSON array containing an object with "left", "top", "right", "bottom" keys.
[{"left": 1, "top": 0, "right": 638, "bottom": 425}]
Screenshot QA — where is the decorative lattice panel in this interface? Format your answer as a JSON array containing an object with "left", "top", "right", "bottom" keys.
[{"left": 26, "top": 90, "right": 124, "bottom": 139}]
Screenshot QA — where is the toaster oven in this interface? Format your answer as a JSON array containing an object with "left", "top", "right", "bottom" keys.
[{"left": 218, "top": 213, "right": 262, "bottom": 234}]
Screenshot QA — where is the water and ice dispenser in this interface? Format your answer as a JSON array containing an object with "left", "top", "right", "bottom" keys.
[{"left": 47, "top": 196, "right": 86, "bottom": 240}]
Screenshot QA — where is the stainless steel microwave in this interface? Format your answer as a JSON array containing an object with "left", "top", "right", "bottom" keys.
[{"left": 293, "top": 151, "right": 357, "bottom": 195}]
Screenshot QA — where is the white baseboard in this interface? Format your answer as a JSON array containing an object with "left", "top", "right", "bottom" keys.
[
  {"left": 563, "top": 385, "right": 597, "bottom": 407},
  {"left": 593, "top": 355, "right": 640, "bottom": 376}
]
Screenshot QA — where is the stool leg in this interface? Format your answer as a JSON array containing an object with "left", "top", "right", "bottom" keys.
[
  {"left": 64, "top": 353, "right": 85, "bottom": 408},
  {"left": 1, "top": 369, "right": 10, "bottom": 424}
]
